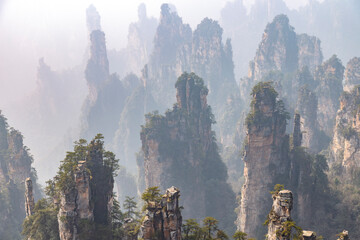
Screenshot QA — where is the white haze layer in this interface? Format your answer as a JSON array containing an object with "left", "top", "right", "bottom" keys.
[{"left": 0, "top": 0, "right": 314, "bottom": 183}]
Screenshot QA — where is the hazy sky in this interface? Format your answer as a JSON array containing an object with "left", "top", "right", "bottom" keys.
[{"left": 0, "top": 0, "right": 311, "bottom": 127}]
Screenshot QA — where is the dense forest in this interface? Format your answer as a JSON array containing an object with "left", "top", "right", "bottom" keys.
[{"left": 0, "top": 0, "right": 359, "bottom": 239}]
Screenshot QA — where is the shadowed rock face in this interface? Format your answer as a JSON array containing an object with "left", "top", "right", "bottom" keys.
[
  {"left": 141, "top": 72, "right": 236, "bottom": 232},
  {"left": 267, "top": 190, "right": 293, "bottom": 240},
  {"left": 237, "top": 82, "right": 290, "bottom": 239},
  {"left": 344, "top": 57, "right": 360, "bottom": 92},
  {"left": 139, "top": 187, "right": 182, "bottom": 240}
]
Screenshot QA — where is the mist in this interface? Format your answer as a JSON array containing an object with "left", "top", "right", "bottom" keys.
[{"left": 0, "top": 0, "right": 357, "bottom": 184}]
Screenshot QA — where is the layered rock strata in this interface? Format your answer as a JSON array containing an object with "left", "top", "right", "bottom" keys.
[{"left": 237, "top": 82, "right": 290, "bottom": 239}]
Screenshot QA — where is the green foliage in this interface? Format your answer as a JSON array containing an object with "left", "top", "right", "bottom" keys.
[
  {"left": 123, "top": 196, "right": 140, "bottom": 219},
  {"left": 245, "top": 82, "right": 289, "bottom": 129},
  {"left": 233, "top": 231, "right": 248, "bottom": 240},
  {"left": 141, "top": 186, "right": 162, "bottom": 211},
  {"left": 203, "top": 217, "right": 219, "bottom": 240},
  {"left": 183, "top": 217, "right": 233, "bottom": 240},
  {"left": 22, "top": 199, "right": 59, "bottom": 240},
  {"left": 183, "top": 219, "right": 201, "bottom": 240},
  {"left": 277, "top": 220, "right": 302, "bottom": 240},
  {"left": 269, "top": 184, "right": 284, "bottom": 195}
]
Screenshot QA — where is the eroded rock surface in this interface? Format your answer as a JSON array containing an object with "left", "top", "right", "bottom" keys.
[
  {"left": 139, "top": 187, "right": 182, "bottom": 240},
  {"left": 267, "top": 190, "right": 293, "bottom": 240}
]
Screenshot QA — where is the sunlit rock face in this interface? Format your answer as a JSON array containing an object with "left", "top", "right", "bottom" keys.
[
  {"left": 141, "top": 73, "right": 236, "bottom": 233},
  {"left": 139, "top": 187, "right": 182, "bottom": 240},
  {"left": 58, "top": 139, "right": 114, "bottom": 240},
  {"left": 330, "top": 86, "right": 360, "bottom": 177},
  {"left": 237, "top": 82, "right": 290, "bottom": 239},
  {"left": 266, "top": 190, "right": 293, "bottom": 240}
]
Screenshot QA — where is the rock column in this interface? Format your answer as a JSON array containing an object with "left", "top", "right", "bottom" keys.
[
  {"left": 25, "top": 178, "right": 35, "bottom": 217},
  {"left": 267, "top": 190, "right": 293, "bottom": 240}
]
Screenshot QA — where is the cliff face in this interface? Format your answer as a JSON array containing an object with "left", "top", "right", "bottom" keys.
[
  {"left": 57, "top": 137, "right": 114, "bottom": 240},
  {"left": 331, "top": 86, "right": 360, "bottom": 177},
  {"left": 315, "top": 55, "right": 344, "bottom": 136},
  {"left": 139, "top": 187, "right": 182, "bottom": 240},
  {"left": 58, "top": 162, "right": 93, "bottom": 240},
  {"left": 344, "top": 57, "right": 360, "bottom": 92},
  {"left": 141, "top": 72, "right": 236, "bottom": 232},
  {"left": 297, "top": 34, "right": 323, "bottom": 72},
  {"left": 249, "top": 14, "right": 298, "bottom": 82},
  {"left": 85, "top": 30, "right": 109, "bottom": 101},
  {"left": 0, "top": 111, "right": 39, "bottom": 239},
  {"left": 191, "top": 18, "right": 240, "bottom": 148},
  {"left": 144, "top": 4, "right": 192, "bottom": 111},
  {"left": 86, "top": 4, "right": 101, "bottom": 33},
  {"left": 237, "top": 82, "right": 290, "bottom": 239},
  {"left": 245, "top": 14, "right": 323, "bottom": 113},
  {"left": 266, "top": 190, "right": 293, "bottom": 240},
  {"left": 297, "top": 86, "right": 322, "bottom": 153}
]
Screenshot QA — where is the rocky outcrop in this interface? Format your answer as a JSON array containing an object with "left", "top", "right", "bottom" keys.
[
  {"left": 249, "top": 14, "right": 298, "bottom": 82},
  {"left": 58, "top": 137, "right": 114, "bottom": 240},
  {"left": 315, "top": 55, "right": 344, "bottom": 136},
  {"left": 141, "top": 72, "right": 236, "bottom": 232},
  {"left": 139, "top": 187, "right": 182, "bottom": 240},
  {"left": 191, "top": 18, "right": 240, "bottom": 148},
  {"left": 237, "top": 82, "right": 290, "bottom": 239},
  {"left": 297, "top": 34, "right": 323, "bottom": 72},
  {"left": 86, "top": 4, "right": 101, "bottom": 33},
  {"left": 266, "top": 190, "right": 293, "bottom": 240},
  {"left": 344, "top": 57, "right": 360, "bottom": 92},
  {"left": 144, "top": 4, "right": 192, "bottom": 111},
  {"left": 330, "top": 86, "right": 360, "bottom": 176},
  {"left": 303, "top": 231, "right": 317, "bottom": 240},
  {"left": 85, "top": 30, "right": 109, "bottom": 100},
  {"left": 25, "top": 178, "right": 35, "bottom": 217},
  {"left": 245, "top": 14, "right": 323, "bottom": 112},
  {"left": 0, "top": 111, "right": 39, "bottom": 238},
  {"left": 58, "top": 161, "right": 93, "bottom": 240},
  {"left": 337, "top": 230, "right": 350, "bottom": 240}
]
